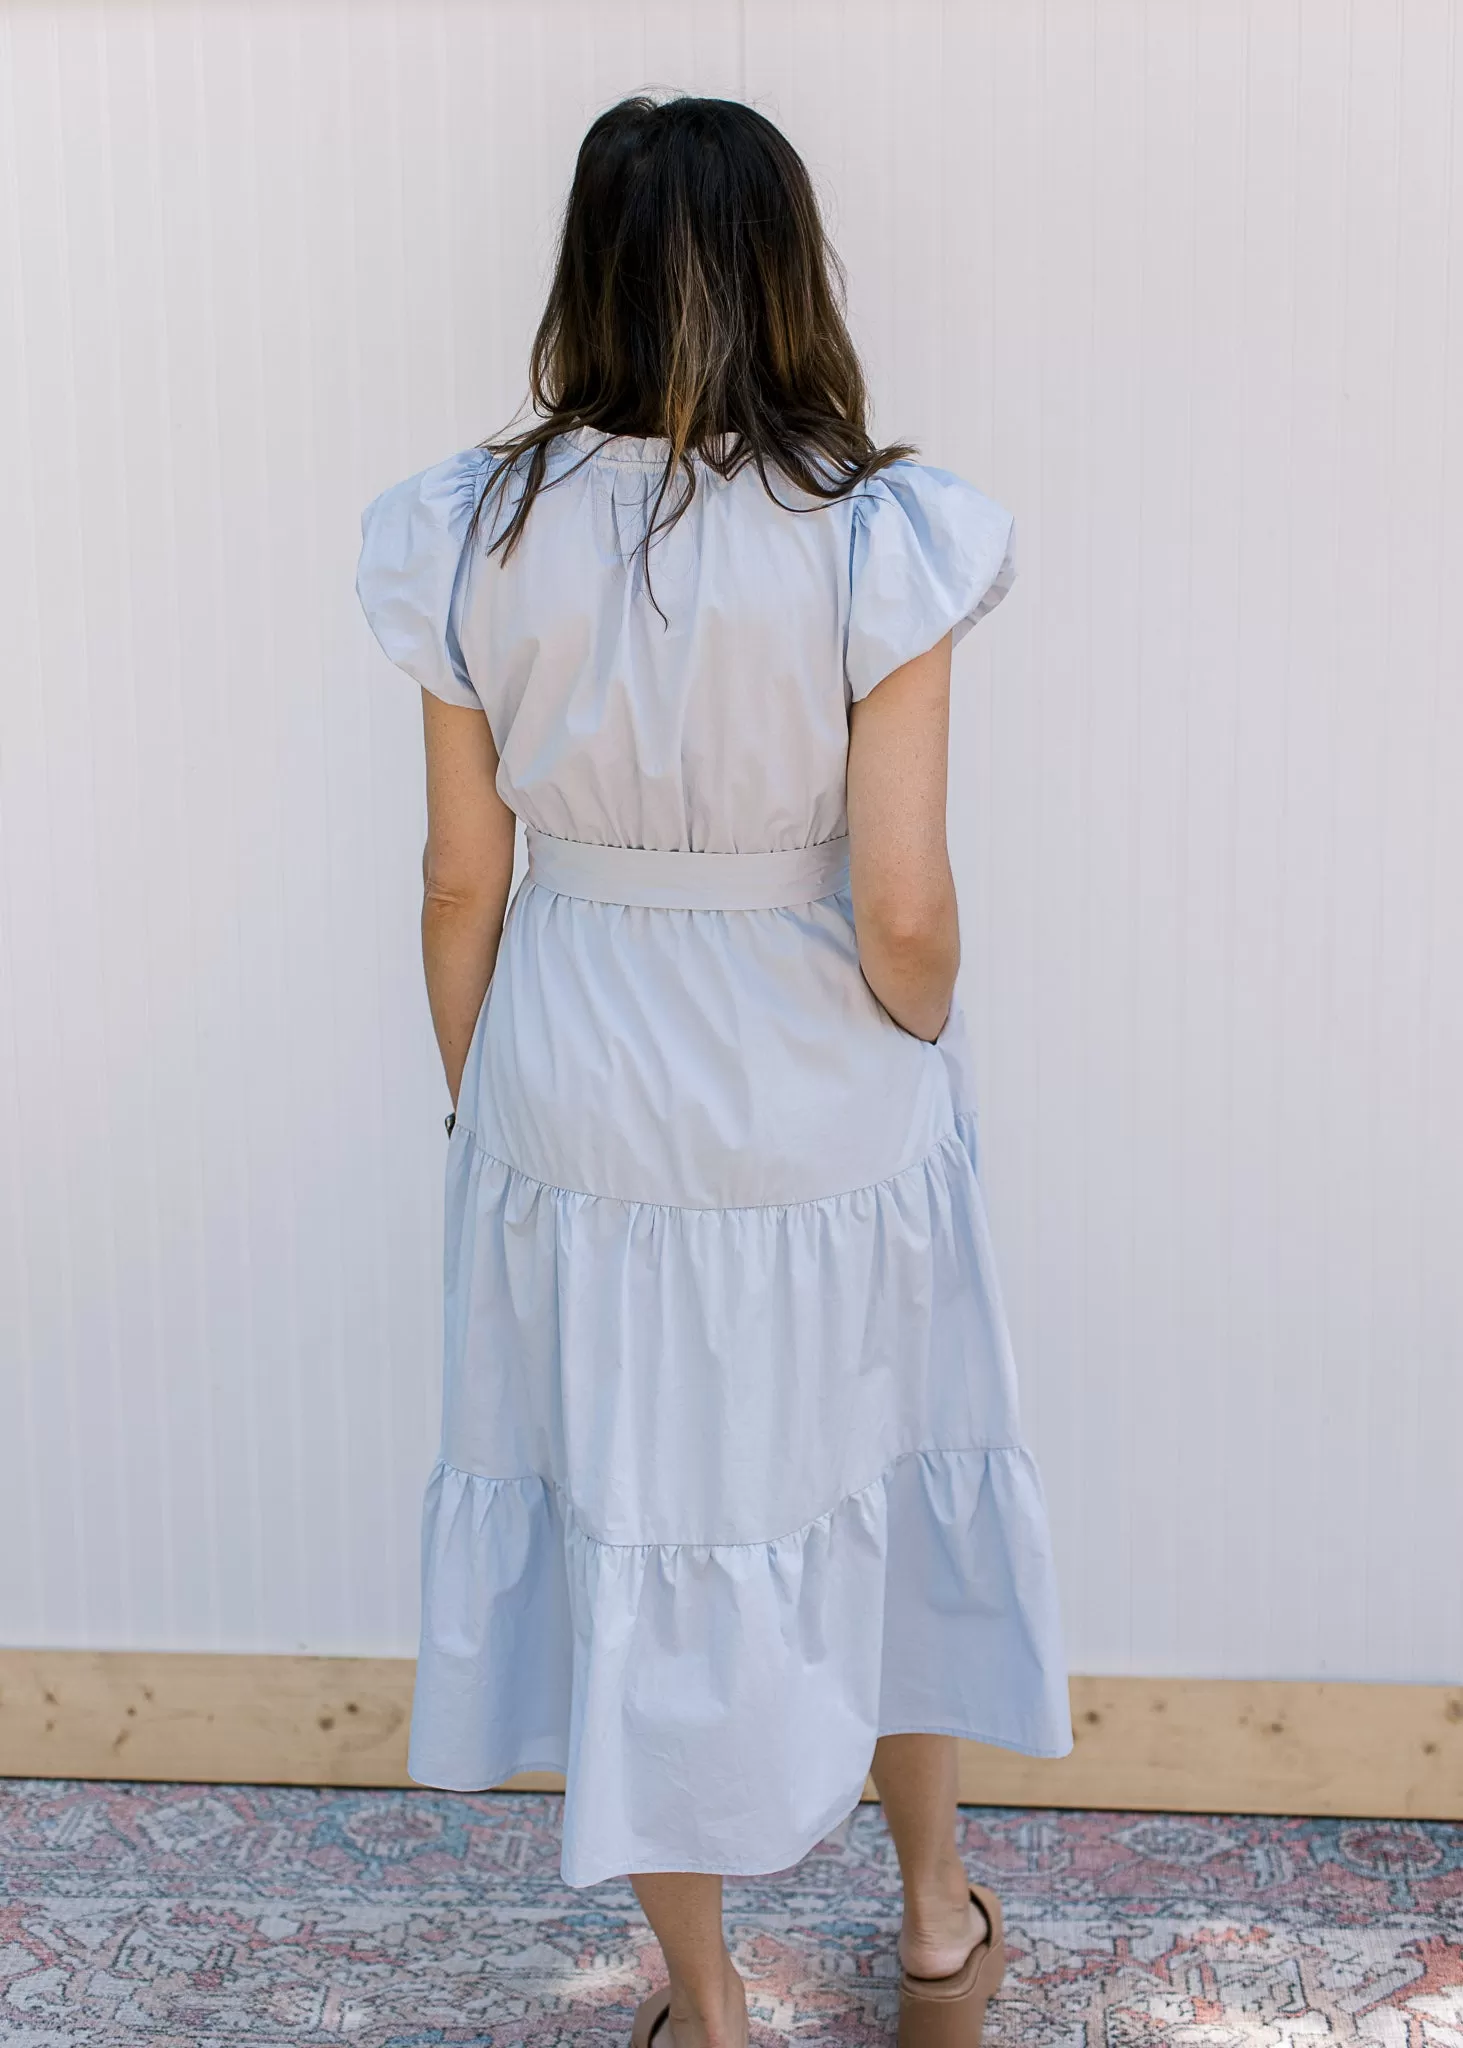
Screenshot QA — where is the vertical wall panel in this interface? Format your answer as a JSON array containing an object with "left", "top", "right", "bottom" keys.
[{"left": 1, "top": 0, "right": 1459, "bottom": 1680}]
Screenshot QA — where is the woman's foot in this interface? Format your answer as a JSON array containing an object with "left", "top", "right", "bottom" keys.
[
  {"left": 898, "top": 1870, "right": 989, "bottom": 1979},
  {"left": 662, "top": 1952, "right": 749, "bottom": 2048},
  {"left": 630, "top": 1872, "right": 748, "bottom": 2048}
]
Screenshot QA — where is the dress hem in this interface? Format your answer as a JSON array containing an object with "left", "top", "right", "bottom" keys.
[
  {"left": 407, "top": 1712, "right": 1076, "bottom": 1801},
  {"left": 406, "top": 1711, "right": 1074, "bottom": 1888},
  {"left": 406, "top": 1758, "right": 868, "bottom": 1888}
]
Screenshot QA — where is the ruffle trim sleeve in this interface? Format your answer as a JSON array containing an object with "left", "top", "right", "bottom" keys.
[
  {"left": 355, "top": 447, "right": 494, "bottom": 708},
  {"left": 845, "top": 461, "right": 1017, "bottom": 702}
]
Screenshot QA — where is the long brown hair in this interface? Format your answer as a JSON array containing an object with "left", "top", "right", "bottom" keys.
[{"left": 468, "top": 94, "right": 912, "bottom": 582}]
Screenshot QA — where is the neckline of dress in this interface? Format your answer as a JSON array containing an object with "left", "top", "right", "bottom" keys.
[
  {"left": 561, "top": 426, "right": 673, "bottom": 467},
  {"left": 562, "top": 426, "right": 740, "bottom": 468}
]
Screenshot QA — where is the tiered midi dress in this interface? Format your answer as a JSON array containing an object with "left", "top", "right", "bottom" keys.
[{"left": 356, "top": 427, "right": 1072, "bottom": 1887}]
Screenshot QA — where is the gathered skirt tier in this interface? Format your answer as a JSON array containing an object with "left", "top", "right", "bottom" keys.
[{"left": 409, "top": 1098, "right": 1072, "bottom": 1888}]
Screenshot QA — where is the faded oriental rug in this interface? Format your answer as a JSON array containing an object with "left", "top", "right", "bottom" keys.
[{"left": 1, "top": 1782, "right": 1460, "bottom": 2044}]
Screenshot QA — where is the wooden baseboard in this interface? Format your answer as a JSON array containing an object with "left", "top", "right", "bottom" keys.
[{"left": 1, "top": 1652, "right": 1459, "bottom": 1818}]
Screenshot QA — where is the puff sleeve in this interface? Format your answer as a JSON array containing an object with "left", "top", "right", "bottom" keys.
[
  {"left": 355, "top": 447, "right": 493, "bottom": 708},
  {"left": 845, "top": 461, "right": 1017, "bottom": 701}
]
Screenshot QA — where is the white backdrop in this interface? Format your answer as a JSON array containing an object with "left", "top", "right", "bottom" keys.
[{"left": 2, "top": 0, "right": 1460, "bottom": 1682}]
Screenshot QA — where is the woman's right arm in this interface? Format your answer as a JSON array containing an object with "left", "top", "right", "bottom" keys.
[
  {"left": 419, "top": 687, "right": 518, "bottom": 1108},
  {"left": 845, "top": 631, "right": 961, "bottom": 1042}
]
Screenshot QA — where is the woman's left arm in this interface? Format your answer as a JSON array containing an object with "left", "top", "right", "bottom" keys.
[{"left": 419, "top": 688, "right": 518, "bottom": 1109}]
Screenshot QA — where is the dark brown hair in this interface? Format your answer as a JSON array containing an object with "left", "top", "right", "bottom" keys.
[{"left": 468, "top": 94, "right": 912, "bottom": 580}]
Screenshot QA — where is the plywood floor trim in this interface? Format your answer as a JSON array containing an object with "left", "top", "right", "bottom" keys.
[{"left": 1, "top": 1653, "right": 1459, "bottom": 1818}]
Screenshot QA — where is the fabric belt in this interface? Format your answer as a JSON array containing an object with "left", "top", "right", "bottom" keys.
[{"left": 524, "top": 829, "right": 852, "bottom": 910}]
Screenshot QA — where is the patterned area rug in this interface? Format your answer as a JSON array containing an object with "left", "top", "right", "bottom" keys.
[{"left": 1, "top": 1783, "right": 1461, "bottom": 2045}]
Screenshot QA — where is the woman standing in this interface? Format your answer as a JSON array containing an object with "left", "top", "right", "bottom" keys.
[{"left": 357, "top": 94, "right": 1070, "bottom": 2048}]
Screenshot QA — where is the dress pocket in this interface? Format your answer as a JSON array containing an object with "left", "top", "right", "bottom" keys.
[
  {"left": 932, "top": 987, "right": 980, "bottom": 1121},
  {"left": 449, "top": 974, "right": 498, "bottom": 1140}
]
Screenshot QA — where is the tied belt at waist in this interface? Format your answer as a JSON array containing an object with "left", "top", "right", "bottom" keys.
[{"left": 524, "top": 829, "right": 851, "bottom": 910}]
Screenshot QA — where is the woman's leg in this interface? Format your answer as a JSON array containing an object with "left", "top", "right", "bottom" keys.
[
  {"left": 630, "top": 1872, "right": 749, "bottom": 2048},
  {"left": 870, "top": 1734, "right": 988, "bottom": 1977}
]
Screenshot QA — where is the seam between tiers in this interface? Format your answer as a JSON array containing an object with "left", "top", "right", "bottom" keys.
[
  {"left": 430, "top": 1442, "right": 1029, "bottom": 1553},
  {"left": 451, "top": 1106, "right": 978, "bottom": 1215}
]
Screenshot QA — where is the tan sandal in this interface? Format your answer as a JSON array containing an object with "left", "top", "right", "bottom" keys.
[
  {"left": 898, "top": 1883, "right": 1006, "bottom": 2047},
  {"left": 630, "top": 1985, "right": 672, "bottom": 2046}
]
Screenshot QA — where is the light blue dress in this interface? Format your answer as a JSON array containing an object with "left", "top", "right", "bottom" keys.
[{"left": 356, "top": 427, "right": 1072, "bottom": 1887}]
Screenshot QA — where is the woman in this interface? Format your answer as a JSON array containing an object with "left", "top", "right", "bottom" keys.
[{"left": 357, "top": 93, "right": 1070, "bottom": 2048}]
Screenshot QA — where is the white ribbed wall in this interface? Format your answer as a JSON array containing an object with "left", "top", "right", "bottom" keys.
[{"left": 2, "top": 0, "right": 1459, "bottom": 1680}]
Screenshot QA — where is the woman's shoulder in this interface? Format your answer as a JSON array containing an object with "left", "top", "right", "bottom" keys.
[
  {"left": 359, "top": 443, "right": 493, "bottom": 530},
  {"left": 843, "top": 456, "right": 1018, "bottom": 701},
  {"left": 359, "top": 432, "right": 584, "bottom": 536},
  {"left": 355, "top": 444, "right": 501, "bottom": 707},
  {"left": 848, "top": 454, "right": 1012, "bottom": 535}
]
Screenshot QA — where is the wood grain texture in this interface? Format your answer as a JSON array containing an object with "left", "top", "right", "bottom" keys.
[
  {"left": 956, "top": 1677, "right": 1463, "bottom": 1820},
  {"left": 3, "top": 1655, "right": 1460, "bottom": 1818},
  {"left": 0, "top": 1652, "right": 419, "bottom": 1789}
]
